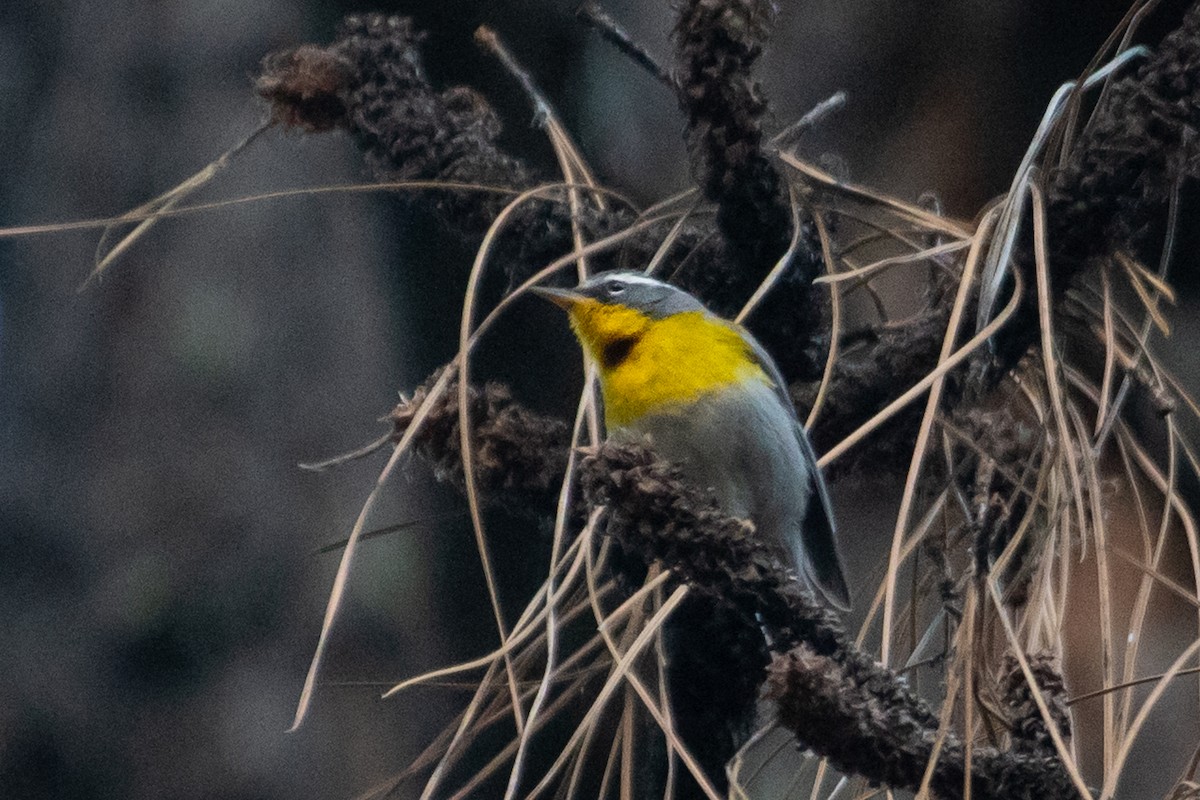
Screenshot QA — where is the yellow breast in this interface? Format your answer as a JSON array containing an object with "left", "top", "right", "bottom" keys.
[{"left": 566, "top": 299, "right": 770, "bottom": 429}]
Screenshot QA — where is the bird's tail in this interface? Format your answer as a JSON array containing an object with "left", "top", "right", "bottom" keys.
[{"left": 653, "top": 594, "right": 769, "bottom": 799}]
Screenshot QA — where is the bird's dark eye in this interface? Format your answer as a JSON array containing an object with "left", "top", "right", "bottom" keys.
[{"left": 606, "top": 280, "right": 627, "bottom": 297}]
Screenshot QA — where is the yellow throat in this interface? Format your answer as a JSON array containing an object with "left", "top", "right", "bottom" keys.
[{"left": 565, "top": 298, "right": 770, "bottom": 428}]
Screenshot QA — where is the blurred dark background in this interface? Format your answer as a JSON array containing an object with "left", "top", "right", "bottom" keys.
[{"left": 0, "top": 1, "right": 1191, "bottom": 799}]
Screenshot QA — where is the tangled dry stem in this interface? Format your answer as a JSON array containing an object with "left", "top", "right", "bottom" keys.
[
  {"left": 258, "top": 14, "right": 633, "bottom": 292},
  {"left": 259, "top": 2, "right": 1200, "bottom": 797},
  {"left": 585, "top": 440, "right": 1079, "bottom": 800},
  {"left": 384, "top": 370, "right": 1080, "bottom": 798},
  {"left": 991, "top": 1, "right": 1200, "bottom": 374},
  {"left": 256, "top": 1, "right": 1200, "bottom": 474}
]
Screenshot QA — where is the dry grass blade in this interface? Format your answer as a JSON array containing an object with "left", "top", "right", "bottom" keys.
[
  {"left": 819, "top": 214, "right": 1019, "bottom": 470},
  {"left": 726, "top": 723, "right": 787, "bottom": 799},
  {"left": 577, "top": 1, "right": 675, "bottom": 89},
  {"left": 1117, "top": 418, "right": 1179, "bottom": 739},
  {"left": 1104, "top": 638, "right": 1200, "bottom": 799},
  {"left": 1069, "top": 664, "right": 1200, "bottom": 706},
  {"left": 642, "top": 196, "right": 704, "bottom": 277},
  {"left": 1069, "top": 400, "right": 1118, "bottom": 774},
  {"left": 1096, "top": 264, "right": 1118, "bottom": 437},
  {"left": 879, "top": 204, "right": 990, "bottom": 664},
  {"left": 771, "top": 90, "right": 848, "bottom": 151},
  {"left": 1117, "top": 252, "right": 1174, "bottom": 336},
  {"left": 289, "top": 366, "right": 457, "bottom": 731},
  {"left": 813, "top": 239, "right": 969, "bottom": 285},
  {"left": 84, "top": 124, "right": 269, "bottom": 287},
  {"left": 524, "top": 585, "right": 691, "bottom": 800},
  {"left": 805, "top": 209, "right": 840, "bottom": 430},
  {"left": 311, "top": 512, "right": 467, "bottom": 556},
  {"left": 595, "top": 570, "right": 673, "bottom": 635},
  {"left": 0, "top": 178, "right": 624, "bottom": 245},
  {"left": 1119, "top": 250, "right": 1177, "bottom": 303},
  {"left": 778, "top": 150, "right": 973, "bottom": 238},
  {"left": 809, "top": 756, "right": 833, "bottom": 800},
  {"left": 299, "top": 431, "right": 395, "bottom": 472},
  {"left": 735, "top": 185, "right": 805, "bottom": 324},
  {"left": 652, "top": 580, "right": 680, "bottom": 800},
  {"left": 597, "top": 722, "right": 625, "bottom": 800},
  {"left": 962, "top": 586, "right": 978, "bottom": 800},
  {"left": 620, "top": 688, "right": 637, "bottom": 800},
  {"left": 1111, "top": 545, "right": 1200, "bottom": 610},
  {"left": 1121, "top": 423, "right": 1200, "bottom": 618}
]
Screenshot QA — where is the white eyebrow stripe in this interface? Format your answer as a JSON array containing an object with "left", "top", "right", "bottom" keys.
[{"left": 601, "top": 273, "right": 664, "bottom": 288}]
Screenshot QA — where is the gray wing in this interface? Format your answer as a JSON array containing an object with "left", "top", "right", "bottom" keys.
[{"left": 737, "top": 323, "right": 852, "bottom": 610}]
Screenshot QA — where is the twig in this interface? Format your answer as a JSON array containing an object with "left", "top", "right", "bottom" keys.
[
  {"left": 577, "top": 2, "right": 676, "bottom": 89},
  {"left": 771, "top": 90, "right": 849, "bottom": 152},
  {"left": 475, "top": 26, "right": 559, "bottom": 129}
]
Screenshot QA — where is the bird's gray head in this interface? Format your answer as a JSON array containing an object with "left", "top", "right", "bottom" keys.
[{"left": 534, "top": 272, "right": 707, "bottom": 319}]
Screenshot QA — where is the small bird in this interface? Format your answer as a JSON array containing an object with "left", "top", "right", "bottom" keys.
[{"left": 532, "top": 271, "right": 850, "bottom": 610}]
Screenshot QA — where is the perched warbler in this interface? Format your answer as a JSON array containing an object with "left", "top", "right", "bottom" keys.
[{"left": 533, "top": 272, "right": 851, "bottom": 610}]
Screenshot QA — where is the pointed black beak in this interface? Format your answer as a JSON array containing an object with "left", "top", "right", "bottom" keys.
[{"left": 530, "top": 285, "right": 586, "bottom": 310}]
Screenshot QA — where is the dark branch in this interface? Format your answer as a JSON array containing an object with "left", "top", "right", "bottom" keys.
[
  {"left": 582, "top": 439, "right": 1080, "bottom": 800},
  {"left": 257, "top": 14, "right": 635, "bottom": 289},
  {"left": 769, "top": 647, "right": 1081, "bottom": 800},
  {"left": 991, "top": 1, "right": 1200, "bottom": 374},
  {"left": 389, "top": 368, "right": 571, "bottom": 513},
  {"left": 1001, "top": 653, "right": 1072, "bottom": 756},
  {"left": 672, "top": 0, "right": 827, "bottom": 379},
  {"left": 673, "top": 0, "right": 791, "bottom": 274}
]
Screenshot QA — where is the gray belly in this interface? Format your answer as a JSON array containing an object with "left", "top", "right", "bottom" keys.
[{"left": 610, "top": 381, "right": 813, "bottom": 569}]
